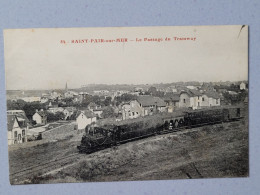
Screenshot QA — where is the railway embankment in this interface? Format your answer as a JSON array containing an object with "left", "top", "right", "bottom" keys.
[{"left": 18, "top": 118, "right": 248, "bottom": 184}]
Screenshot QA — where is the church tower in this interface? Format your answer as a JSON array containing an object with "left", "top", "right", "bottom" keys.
[{"left": 65, "top": 82, "right": 68, "bottom": 92}]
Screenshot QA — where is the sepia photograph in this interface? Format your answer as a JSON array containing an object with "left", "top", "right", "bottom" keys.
[{"left": 4, "top": 25, "right": 248, "bottom": 185}]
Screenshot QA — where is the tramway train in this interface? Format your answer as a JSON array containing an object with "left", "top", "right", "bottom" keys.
[{"left": 77, "top": 106, "right": 243, "bottom": 153}]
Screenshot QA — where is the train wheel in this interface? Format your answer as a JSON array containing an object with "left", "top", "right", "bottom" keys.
[
  {"left": 179, "top": 119, "right": 184, "bottom": 127},
  {"left": 174, "top": 120, "right": 179, "bottom": 128}
]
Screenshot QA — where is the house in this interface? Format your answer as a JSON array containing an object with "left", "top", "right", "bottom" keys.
[
  {"left": 40, "top": 97, "right": 49, "bottom": 104},
  {"left": 79, "top": 92, "right": 88, "bottom": 103},
  {"left": 228, "top": 91, "right": 238, "bottom": 95},
  {"left": 240, "top": 82, "right": 246, "bottom": 90},
  {"left": 7, "top": 110, "right": 25, "bottom": 115},
  {"left": 163, "top": 92, "right": 180, "bottom": 112},
  {"left": 179, "top": 90, "right": 203, "bottom": 110},
  {"left": 32, "top": 110, "right": 47, "bottom": 125},
  {"left": 48, "top": 101, "right": 59, "bottom": 108},
  {"left": 63, "top": 107, "right": 76, "bottom": 120},
  {"left": 50, "top": 91, "right": 62, "bottom": 100},
  {"left": 93, "top": 90, "right": 110, "bottom": 96},
  {"left": 76, "top": 110, "right": 97, "bottom": 130},
  {"left": 200, "top": 83, "right": 216, "bottom": 92},
  {"left": 201, "top": 91, "right": 221, "bottom": 107},
  {"left": 88, "top": 102, "right": 100, "bottom": 111},
  {"left": 7, "top": 114, "right": 28, "bottom": 145},
  {"left": 48, "top": 107, "right": 64, "bottom": 114},
  {"left": 93, "top": 109, "right": 103, "bottom": 118},
  {"left": 7, "top": 110, "right": 31, "bottom": 128},
  {"left": 121, "top": 100, "right": 143, "bottom": 120},
  {"left": 136, "top": 96, "right": 166, "bottom": 116},
  {"left": 47, "top": 101, "right": 64, "bottom": 113},
  {"left": 21, "top": 96, "right": 41, "bottom": 102},
  {"left": 187, "top": 86, "right": 197, "bottom": 90},
  {"left": 64, "top": 91, "right": 79, "bottom": 98}
]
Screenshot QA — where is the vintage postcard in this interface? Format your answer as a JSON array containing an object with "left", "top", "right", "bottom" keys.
[{"left": 4, "top": 25, "right": 248, "bottom": 185}]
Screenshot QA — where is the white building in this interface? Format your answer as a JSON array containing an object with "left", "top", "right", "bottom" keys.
[
  {"left": 32, "top": 110, "right": 47, "bottom": 124},
  {"left": 21, "top": 96, "right": 41, "bottom": 102},
  {"left": 201, "top": 91, "right": 221, "bottom": 107},
  {"left": 76, "top": 110, "right": 97, "bottom": 130},
  {"left": 7, "top": 114, "right": 28, "bottom": 145},
  {"left": 122, "top": 100, "right": 143, "bottom": 120},
  {"left": 179, "top": 90, "right": 203, "bottom": 110},
  {"left": 240, "top": 82, "right": 246, "bottom": 90},
  {"left": 179, "top": 90, "right": 220, "bottom": 109}
]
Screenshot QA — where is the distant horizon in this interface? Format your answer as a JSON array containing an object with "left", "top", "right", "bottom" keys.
[{"left": 6, "top": 79, "right": 248, "bottom": 91}]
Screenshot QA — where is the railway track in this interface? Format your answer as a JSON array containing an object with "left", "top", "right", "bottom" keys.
[
  {"left": 9, "top": 152, "right": 82, "bottom": 183},
  {"left": 10, "top": 118, "right": 243, "bottom": 184}
]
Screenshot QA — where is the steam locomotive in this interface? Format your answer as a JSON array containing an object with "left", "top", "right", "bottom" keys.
[{"left": 77, "top": 106, "right": 243, "bottom": 153}]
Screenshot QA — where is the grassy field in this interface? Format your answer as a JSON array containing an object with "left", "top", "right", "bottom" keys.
[{"left": 16, "top": 115, "right": 248, "bottom": 184}]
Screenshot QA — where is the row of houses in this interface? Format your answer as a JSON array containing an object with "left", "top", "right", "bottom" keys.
[
  {"left": 32, "top": 106, "right": 77, "bottom": 125},
  {"left": 6, "top": 88, "right": 222, "bottom": 145},
  {"left": 121, "top": 89, "right": 221, "bottom": 120}
]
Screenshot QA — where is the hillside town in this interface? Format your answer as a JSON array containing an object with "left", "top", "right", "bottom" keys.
[{"left": 7, "top": 81, "right": 248, "bottom": 145}]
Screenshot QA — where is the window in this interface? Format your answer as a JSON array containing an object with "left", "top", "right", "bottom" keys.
[
  {"left": 173, "top": 102, "right": 176, "bottom": 106},
  {"left": 183, "top": 99, "right": 186, "bottom": 103},
  {"left": 198, "top": 96, "right": 199, "bottom": 100},
  {"left": 14, "top": 131, "right": 17, "bottom": 138},
  {"left": 202, "top": 97, "right": 205, "bottom": 101},
  {"left": 22, "top": 130, "right": 25, "bottom": 136},
  {"left": 216, "top": 99, "right": 218, "bottom": 104},
  {"left": 136, "top": 112, "right": 138, "bottom": 115},
  {"left": 132, "top": 112, "right": 135, "bottom": 116}
]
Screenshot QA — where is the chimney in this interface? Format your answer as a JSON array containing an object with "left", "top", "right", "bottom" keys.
[{"left": 36, "top": 109, "right": 38, "bottom": 112}]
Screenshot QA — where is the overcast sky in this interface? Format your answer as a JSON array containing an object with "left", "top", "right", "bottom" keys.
[{"left": 4, "top": 25, "right": 248, "bottom": 90}]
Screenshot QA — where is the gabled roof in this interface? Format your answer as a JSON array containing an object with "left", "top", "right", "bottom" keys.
[
  {"left": 203, "top": 91, "right": 220, "bottom": 99},
  {"left": 164, "top": 92, "right": 180, "bottom": 101},
  {"left": 7, "top": 114, "right": 28, "bottom": 131},
  {"left": 7, "top": 115, "right": 16, "bottom": 131},
  {"left": 180, "top": 89, "right": 202, "bottom": 97},
  {"left": 36, "top": 111, "right": 47, "bottom": 117},
  {"left": 16, "top": 113, "right": 30, "bottom": 125},
  {"left": 137, "top": 96, "right": 166, "bottom": 107},
  {"left": 189, "top": 89, "right": 202, "bottom": 96},
  {"left": 64, "top": 107, "right": 76, "bottom": 112},
  {"left": 76, "top": 110, "right": 95, "bottom": 118}
]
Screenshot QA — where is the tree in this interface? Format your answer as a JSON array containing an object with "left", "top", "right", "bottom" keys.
[
  {"left": 101, "top": 106, "right": 116, "bottom": 118},
  {"left": 104, "top": 96, "right": 112, "bottom": 106},
  {"left": 147, "top": 86, "right": 157, "bottom": 95},
  {"left": 23, "top": 102, "right": 45, "bottom": 120},
  {"left": 114, "top": 94, "right": 137, "bottom": 105},
  {"left": 46, "top": 111, "right": 65, "bottom": 122},
  {"left": 92, "top": 95, "right": 101, "bottom": 106}
]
